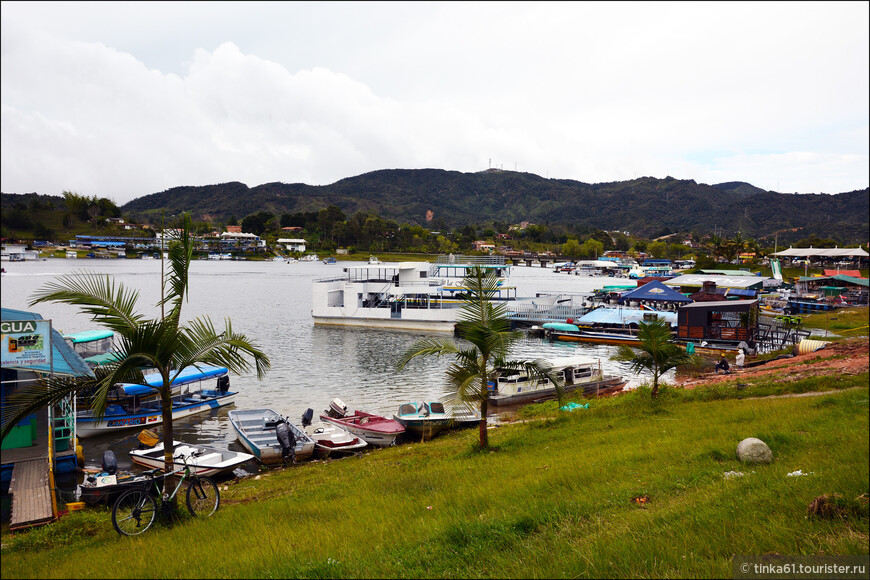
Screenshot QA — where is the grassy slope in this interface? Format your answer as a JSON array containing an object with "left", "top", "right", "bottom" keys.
[{"left": 2, "top": 381, "right": 867, "bottom": 579}]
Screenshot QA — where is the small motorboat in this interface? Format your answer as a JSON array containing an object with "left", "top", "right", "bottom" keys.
[
  {"left": 79, "top": 450, "right": 151, "bottom": 506},
  {"left": 129, "top": 440, "right": 255, "bottom": 477},
  {"left": 393, "top": 401, "right": 481, "bottom": 440},
  {"left": 300, "top": 408, "right": 368, "bottom": 458},
  {"left": 228, "top": 408, "right": 316, "bottom": 464},
  {"left": 319, "top": 398, "right": 405, "bottom": 448}
]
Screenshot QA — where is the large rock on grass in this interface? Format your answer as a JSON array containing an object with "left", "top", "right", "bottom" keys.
[{"left": 736, "top": 437, "right": 773, "bottom": 464}]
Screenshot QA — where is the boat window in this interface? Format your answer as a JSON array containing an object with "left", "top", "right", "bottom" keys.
[
  {"left": 429, "top": 402, "right": 445, "bottom": 414},
  {"left": 398, "top": 404, "right": 416, "bottom": 416}
]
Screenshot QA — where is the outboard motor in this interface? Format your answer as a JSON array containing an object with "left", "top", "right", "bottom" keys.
[
  {"left": 301, "top": 408, "right": 314, "bottom": 427},
  {"left": 275, "top": 419, "right": 297, "bottom": 464},
  {"left": 102, "top": 450, "right": 118, "bottom": 476},
  {"left": 217, "top": 375, "right": 230, "bottom": 393},
  {"left": 326, "top": 397, "right": 347, "bottom": 419}
]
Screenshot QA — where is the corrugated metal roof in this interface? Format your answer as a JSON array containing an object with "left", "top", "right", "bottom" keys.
[{"left": 664, "top": 274, "right": 767, "bottom": 289}]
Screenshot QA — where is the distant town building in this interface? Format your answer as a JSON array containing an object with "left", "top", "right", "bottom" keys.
[{"left": 276, "top": 238, "right": 307, "bottom": 252}]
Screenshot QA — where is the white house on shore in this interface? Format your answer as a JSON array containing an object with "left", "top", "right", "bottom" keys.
[{"left": 276, "top": 238, "right": 307, "bottom": 252}]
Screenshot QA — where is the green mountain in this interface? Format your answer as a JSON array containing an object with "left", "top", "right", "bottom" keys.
[
  {"left": 116, "top": 169, "right": 868, "bottom": 244},
  {"left": 4, "top": 169, "right": 868, "bottom": 245}
]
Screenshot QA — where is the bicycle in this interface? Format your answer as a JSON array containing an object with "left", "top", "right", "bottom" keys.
[{"left": 111, "top": 450, "right": 220, "bottom": 536}]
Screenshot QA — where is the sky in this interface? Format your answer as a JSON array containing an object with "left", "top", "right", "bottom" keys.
[{"left": 1, "top": 1, "right": 868, "bottom": 206}]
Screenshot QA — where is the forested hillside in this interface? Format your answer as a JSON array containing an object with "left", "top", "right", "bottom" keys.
[
  {"left": 5, "top": 169, "right": 868, "bottom": 245},
  {"left": 116, "top": 170, "right": 868, "bottom": 244}
]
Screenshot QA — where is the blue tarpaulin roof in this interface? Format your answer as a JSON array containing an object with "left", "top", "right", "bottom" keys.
[
  {"left": 1, "top": 308, "right": 95, "bottom": 378},
  {"left": 725, "top": 288, "right": 758, "bottom": 297},
  {"left": 617, "top": 280, "right": 692, "bottom": 303}
]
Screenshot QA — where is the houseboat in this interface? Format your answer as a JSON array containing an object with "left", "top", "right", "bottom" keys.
[
  {"left": 311, "top": 255, "right": 516, "bottom": 332},
  {"left": 488, "top": 355, "right": 627, "bottom": 407}
]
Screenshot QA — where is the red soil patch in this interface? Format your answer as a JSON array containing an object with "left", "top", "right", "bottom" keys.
[{"left": 676, "top": 337, "right": 869, "bottom": 389}]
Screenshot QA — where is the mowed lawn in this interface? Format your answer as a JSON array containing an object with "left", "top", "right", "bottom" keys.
[{"left": 2, "top": 384, "right": 868, "bottom": 579}]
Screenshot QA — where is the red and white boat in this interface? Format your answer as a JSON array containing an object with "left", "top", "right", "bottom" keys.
[{"left": 319, "top": 398, "right": 405, "bottom": 448}]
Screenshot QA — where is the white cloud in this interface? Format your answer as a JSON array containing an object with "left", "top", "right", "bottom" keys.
[{"left": 1, "top": 1, "right": 867, "bottom": 205}]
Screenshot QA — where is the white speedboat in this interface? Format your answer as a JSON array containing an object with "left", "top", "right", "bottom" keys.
[
  {"left": 129, "top": 441, "right": 254, "bottom": 477},
  {"left": 300, "top": 408, "right": 367, "bottom": 458}
]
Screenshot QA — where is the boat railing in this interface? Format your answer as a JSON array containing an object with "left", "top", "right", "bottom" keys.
[{"left": 433, "top": 254, "right": 507, "bottom": 266}]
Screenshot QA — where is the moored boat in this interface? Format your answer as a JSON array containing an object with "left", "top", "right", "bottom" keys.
[
  {"left": 311, "top": 255, "right": 516, "bottom": 332},
  {"left": 319, "top": 398, "right": 405, "bottom": 447},
  {"left": 78, "top": 450, "right": 149, "bottom": 505},
  {"left": 76, "top": 364, "right": 236, "bottom": 438},
  {"left": 299, "top": 408, "right": 368, "bottom": 458},
  {"left": 488, "top": 355, "right": 626, "bottom": 407},
  {"left": 393, "top": 401, "right": 480, "bottom": 440},
  {"left": 228, "top": 408, "right": 316, "bottom": 464},
  {"left": 129, "top": 441, "right": 255, "bottom": 477}
]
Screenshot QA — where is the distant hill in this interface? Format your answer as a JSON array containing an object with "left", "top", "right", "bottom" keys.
[
  {"left": 4, "top": 170, "right": 868, "bottom": 245},
  {"left": 115, "top": 170, "right": 868, "bottom": 244}
]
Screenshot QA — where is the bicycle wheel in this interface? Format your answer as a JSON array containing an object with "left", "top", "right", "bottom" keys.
[
  {"left": 113, "top": 489, "right": 157, "bottom": 536},
  {"left": 186, "top": 476, "right": 220, "bottom": 517}
]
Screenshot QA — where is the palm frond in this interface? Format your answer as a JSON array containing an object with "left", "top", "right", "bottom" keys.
[
  {"left": 394, "top": 337, "right": 459, "bottom": 370},
  {"left": 172, "top": 317, "right": 271, "bottom": 380},
  {"left": 158, "top": 214, "right": 195, "bottom": 324},
  {"left": 28, "top": 270, "right": 145, "bottom": 333}
]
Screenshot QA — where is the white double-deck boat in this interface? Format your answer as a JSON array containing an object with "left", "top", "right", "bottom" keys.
[
  {"left": 311, "top": 255, "right": 517, "bottom": 332},
  {"left": 76, "top": 364, "right": 236, "bottom": 438}
]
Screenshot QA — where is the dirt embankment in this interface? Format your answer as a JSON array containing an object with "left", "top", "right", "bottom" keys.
[{"left": 676, "top": 337, "right": 869, "bottom": 389}]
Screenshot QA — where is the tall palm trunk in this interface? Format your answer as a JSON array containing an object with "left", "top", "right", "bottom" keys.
[
  {"left": 160, "top": 386, "right": 174, "bottom": 472},
  {"left": 479, "top": 397, "right": 489, "bottom": 449}
]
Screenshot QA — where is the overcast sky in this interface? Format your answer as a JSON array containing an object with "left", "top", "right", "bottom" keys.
[{"left": 2, "top": 1, "right": 868, "bottom": 206}]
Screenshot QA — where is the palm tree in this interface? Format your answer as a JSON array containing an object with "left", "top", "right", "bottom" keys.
[
  {"left": 0, "top": 214, "right": 270, "bottom": 474},
  {"left": 609, "top": 318, "right": 695, "bottom": 399},
  {"left": 396, "top": 266, "right": 561, "bottom": 449}
]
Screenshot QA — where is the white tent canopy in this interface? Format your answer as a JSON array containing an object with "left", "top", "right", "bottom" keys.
[{"left": 771, "top": 247, "right": 868, "bottom": 258}]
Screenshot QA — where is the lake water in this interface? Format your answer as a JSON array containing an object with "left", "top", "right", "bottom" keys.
[{"left": 1, "top": 258, "right": 658, "bottom": 471}]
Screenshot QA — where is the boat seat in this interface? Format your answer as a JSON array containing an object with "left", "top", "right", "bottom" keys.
[{"left": 192, "top": 453, "right": 222, "bottom": 464}]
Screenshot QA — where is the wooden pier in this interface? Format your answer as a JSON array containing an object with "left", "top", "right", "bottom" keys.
[{"left": 9, "top": 458, "right": 55, "bottom": 530}]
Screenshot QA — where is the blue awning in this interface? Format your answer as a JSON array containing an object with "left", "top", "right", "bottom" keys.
[
  {"left": 1, "top": 308, "right": 95, "bottom": 378},
  {"left": 140, "top": 364, "right": 228, "bottom": 388},
  {"left": 63, "top": 329, "right": 114, "bottom": 343}
]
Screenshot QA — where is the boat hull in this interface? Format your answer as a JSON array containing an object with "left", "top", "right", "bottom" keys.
[
  {"left": 489, "top": 376, "right": 627, "bottom": 407},
  {"left": 129, "top": 441, "right": 255, "bottom": 477},
  {"left": 76, "top": 391, "right": 236, "bottom": 438},
  {"left": 303, "top": 422, "right": 368, "bottom": 458},
  {"left": 319, "top": 412, "right": 404, "bottom": 447},
  {"left": 79, "top": 473, "right": 151, "bottom": 505},
  {"left": 228, "top": 409, "right": 316, "bottom": 464}
]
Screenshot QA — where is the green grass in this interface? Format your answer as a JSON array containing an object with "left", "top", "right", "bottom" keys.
[
  {"left": 798, "top": 308, "right": 870, "bottom": 336},
  {"left": 2, "top": 380, "right": 867, "bottom": 579}
]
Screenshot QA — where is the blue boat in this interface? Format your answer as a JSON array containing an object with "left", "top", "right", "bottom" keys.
[
  {"left": 787, "top": 299, "right": 837, "bottom": 313},
  {"left": 76, "top": 364, "right": 235, "bottom": 438}
]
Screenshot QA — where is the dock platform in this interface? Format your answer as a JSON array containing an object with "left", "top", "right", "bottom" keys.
[{"left": 9, "top": 458, "right": 55, "bottom": 530}]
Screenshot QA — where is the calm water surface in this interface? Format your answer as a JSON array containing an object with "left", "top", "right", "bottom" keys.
[{"left": 1, "top": 258, "right": 658, "bottom": 470}]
